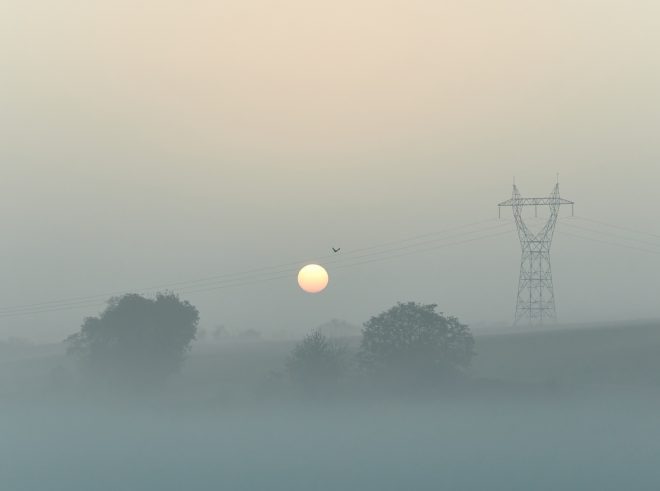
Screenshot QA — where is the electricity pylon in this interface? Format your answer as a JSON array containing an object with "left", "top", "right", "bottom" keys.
[{"left": 498, "top": 182, "right": 574, "bottom": 326}]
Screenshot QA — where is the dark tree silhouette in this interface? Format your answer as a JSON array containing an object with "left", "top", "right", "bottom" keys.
[
  {"left": 66, "top": 293, "right": 199, "bottom": 388},
  {"left": 359, "top": 302, "right": 474, "bottom": 385},
  {"left": 287, "top": 329, "right": 347, "bottom": 395}
]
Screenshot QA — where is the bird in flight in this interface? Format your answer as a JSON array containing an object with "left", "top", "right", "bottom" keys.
[{"left": 332, "top": 247, "right": 341, "bottom": 253}]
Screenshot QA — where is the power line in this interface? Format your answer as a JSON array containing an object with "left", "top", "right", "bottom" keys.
[
  {"left": 0, "top": 227, "right": 514, "bottom": 318},
  {"left": 178, "top": 227, "right": 516, "bottom": 296},
  {"left": 321, "top": 221, "right": 510, "bottom": 266},
  {"left": 0, "top": 220, "right": 512, "bottom": 318},
  {"left": 0, "top": 219, "right": 504, "bottom": 315},
  {"left": 559, "top": 220, "right": 660, "bottom": 249},
  {"left": 556, "top": 229, "right": 660, "bottom": 256},
  {"left": 571, "top": 216, "right": 660, "bottom": 240},
  {"left": 331, "top": 228, "right": 515, "bottom": 272}
]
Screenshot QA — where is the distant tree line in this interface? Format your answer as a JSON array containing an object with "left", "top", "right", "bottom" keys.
[{"left": 64, "top": 292, "right": 474, "bottom": 397}]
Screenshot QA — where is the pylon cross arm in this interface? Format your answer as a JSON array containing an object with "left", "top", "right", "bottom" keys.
[{"left": 498, "top": 197, "right": 574, "bottom": 207}]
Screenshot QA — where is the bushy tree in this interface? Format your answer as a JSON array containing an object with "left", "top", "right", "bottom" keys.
[
  {"left": 287, "top": 329, "right": 347, "bottom": 395},
  {"left": 66, "top": 293, "right": 199, "bottom": 389},
  {"left": 359, "top": 302, "right": 474, "bottom": 385}
]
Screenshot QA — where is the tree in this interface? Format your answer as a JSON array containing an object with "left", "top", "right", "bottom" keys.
[
  {"left": 66, "top": 293, "right": 199, "bottom": 389},
  {"left": 359, "top": 302, "right": 474, "bottom": 386},
  {"left": 287, "top": 329, "right": 347, "bottom": 395}
]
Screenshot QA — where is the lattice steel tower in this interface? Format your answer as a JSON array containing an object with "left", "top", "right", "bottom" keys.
[{"left": 499, "top": 181, "right": 574, "bottom": 325}]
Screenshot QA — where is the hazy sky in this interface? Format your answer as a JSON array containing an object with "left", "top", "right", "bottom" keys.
[{"left": 1, "top": 0, "right": 659, "bottom": 340}]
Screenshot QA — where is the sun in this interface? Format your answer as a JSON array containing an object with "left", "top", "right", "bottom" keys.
[{"left": 297, "top": 264, "right": 329, "bottom": 293}]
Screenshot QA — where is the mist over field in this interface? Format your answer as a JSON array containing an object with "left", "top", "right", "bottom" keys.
[
  {"left": 2, "top": 0, "right": 660, "bottom": 489},
  {"left": 1, "top": 320, "right": 660, "bottom": 490}
]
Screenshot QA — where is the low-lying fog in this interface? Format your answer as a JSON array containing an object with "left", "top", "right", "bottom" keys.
[{"left": 2, "top": 320, "right": 660, "bottom": 490}]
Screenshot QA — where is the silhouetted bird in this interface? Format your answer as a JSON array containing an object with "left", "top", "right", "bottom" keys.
[{"left": 332, "top": 247, "right": 341, "bottom": 253}]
